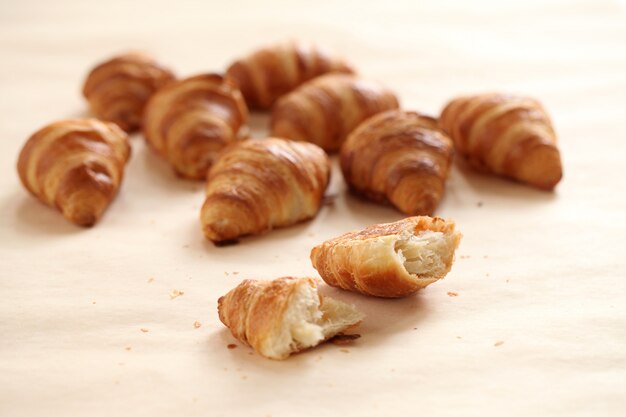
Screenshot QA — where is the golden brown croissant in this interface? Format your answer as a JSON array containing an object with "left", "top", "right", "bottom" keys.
[
  {"left": 17, "top": 119, "right": 131, "bottom": 226},
  {"left": 225, "top": 41, "right": 354, "bottom": 110},
  {"left": 439, "top": 93, "right": 562, "bottom": 190},
  {"left": 310, "top": 216, "right": 461, "bottom": 298},
  {"left": 142, "top": 74, "right": 248, "bottom": 180},
  {"left": 340, "top": 110, "right": 454, "bottom": 215},
  {"left": 218, "top": 277, "right": 364, "bottom": 360},
  {"left": 270, "top": 74, "right": 400, "bottom": 152},
  {"left": 200, "top": 138, "right": 330, "bottom": 242},
  {"left": 82, "top": 52, "right": 175, "bottom": 132}
]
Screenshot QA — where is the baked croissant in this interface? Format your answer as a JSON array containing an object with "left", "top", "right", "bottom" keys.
[
  {"left": 225, "top": 40, "right": 354, "bottom": 110},
  {"left": 218, "top": 277, "right": 364, "bottom": 360},
  {"left": 142, "top": 74, "right": 248, "bottom": 180},
  {"left": 201, "top": 138, "right": 330, "bottom": 242},
  {"left": 17, "top": 119, "right": 131, "bottom": 226},
  {"left": 82, "top": 52, "right": 175, "bottom": 132},
  {"left": 270, "top": 74, "right": 400, "bottom": 152},
  {"left": 439, "top": 93, "right": 562, "bottom": 190},
  {"left": 341, "top": 110, "right": 454, "bottom": 215},
  {"left": 311, "top": 216, "right": 461, "bottom": 298}
]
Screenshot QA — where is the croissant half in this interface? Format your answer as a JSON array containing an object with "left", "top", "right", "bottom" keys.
[
  {"left": 341, "top": 110, "right": 454, "bottom": 215},
  {"left": 82, "top": 52, "right": 175, "bottom": 132},
  {"left": 226, "top": 41, "right": 354, "bottom": 110},
  {"left": 311, "top": 216, "right": 461, "bottom": 298},
  {"left": 201, "top": 138, "right": 330, "bottom": 242},
  {"left": 218, "top": 277, "right": 364, "bottom": 360},
  {"left": 439, "top": 93, "right": 562, "bottom": 190},
  {"left": 270, "top": 74, "right": 400, "bottom": 152},
  {"left": 143, "top": 74, "right": 248, "bottom": 179},
  {"left": 17, "top": 119, "right": 131, "bottom": 226}
]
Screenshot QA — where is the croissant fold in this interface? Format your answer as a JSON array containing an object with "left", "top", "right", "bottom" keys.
[
  {"left": 341, "top": 110, "right": 454, "bottom": 215},
  {"left": 218, "top": 277, "right": 364, "bottom": 360},
  {"left": 226, "top": 41, "right": 354, "bottom": 110},
  {"left": 200, "top": 138, "right": 330, "bottom": 242},
  {"left": 439, "top": 93, "right": 562, "bottom": 190},
  {"left": 82, "top": 52, "right": 175, "bottom": 132},
  {"left": 17, "top": 119, "right": 131, "bottom": 226},
  {"left": 270, "top": 74, "right": 400, "bottom": 152},
  {"left": 310, "top": 216, "right": 461, "bottom": 298},
  {"left": 142, "top": 74, "right": 248, "bottom": 179}
]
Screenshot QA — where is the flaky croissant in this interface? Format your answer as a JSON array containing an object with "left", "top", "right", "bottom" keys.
[
  {"left": 142, "top": 74, "right": 248, "bottom": 180},
  {"left": 270, "top": 74, "right": 400, "bottom": 152},
  {"left": 17, "top": 119, "right": 131, "bottom": 226},
  {"left": 200, "top": 138, "right": 330, "bottom": 242},
  {"left": 225, "top": 41, "right": 354, "bottom": 110},
  {"left": 82, "top": 52, "right": 175, "bottom": 132},
  {"left": 341, "top": 110, "right": 454, "bottom": 216},
  {"left": 311, "top": 216, "right": 461, "bottom": 298},
  {"left": 439, "top": 93, "right": 562, "bottom": 190},
  {"left": 218, "top": 277, "right": 364, "bottom": 360}
]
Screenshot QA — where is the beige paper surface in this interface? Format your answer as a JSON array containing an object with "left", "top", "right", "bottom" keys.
[{"left": 1, "top": 0, "right": 625, "bottom": 416}]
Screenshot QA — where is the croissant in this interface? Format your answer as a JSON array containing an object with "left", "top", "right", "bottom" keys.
[
  {"left": 341, "top": 110, "right": 454, "bottom": 215},
  {"left": 310, "top": 216, "right": 461, "bottom": 298},
  {"left": 225, "top": 41, "right": 354, "bottom": 110},
  {"left": 270, "top": 74, "right": 400, "bottom": 152},
  {"left": 82, "top": 52, "right": 175, "bottom": 132},
  {"left": 17, "top": 119, "right": 131, "bottom": 226},
  {"left": 142, "top": 74, "right": 248, "bottom": 180},
  {"left": 218, "top": 277, "right": 364, "bottom": 360},
  {"left": 439, "top": 93, "right": 562, "bottom": 190},
  {"left": 200, "top": 138, "right": 330, "bottom": 242}
]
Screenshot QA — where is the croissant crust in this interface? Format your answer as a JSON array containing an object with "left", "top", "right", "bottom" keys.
[
  {"left": 341, "top": 110, "right": 454, "bottom": 215},
  {"left": 17, "top": 119, "right": 131, "bottom": 226}
]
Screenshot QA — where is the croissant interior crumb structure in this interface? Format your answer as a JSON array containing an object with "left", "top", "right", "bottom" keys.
[{"left": 218, "top": 277, "right": 364, "bottom": 360}]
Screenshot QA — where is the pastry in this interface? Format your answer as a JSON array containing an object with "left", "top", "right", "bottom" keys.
[
  {"left": 310, "top": 216, "right": 461, "bottom": 298},
  {"left": 82, "top": 52, "right": 175, "bottom": 132},
  {"left": 201, "top": 138, "right": 330, "bottom": 242},
  {"left": 439, "top": 93, "right": 562, "bottom": 189},
  {"left": 225, "top": 40, "right": 354, "bottom": 109},
  {"left": 17, "top": 119, "right": 131, "bottom": 226},
  {"left": 270, "top": 74, "right": 399, "bottom": 152},
  {"left": 142, "top": 73, "right": 248, "bottom": 179},
  {"left": 218, "top": 277, "right": 364, "bottom": 360},
  {"left": 340, "top": 110, "right": 454, "bottom": 215}
]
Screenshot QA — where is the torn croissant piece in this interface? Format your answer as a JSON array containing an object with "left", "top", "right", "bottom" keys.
[
  {"left": 16, "top": 119, "right": 131, "bottom": 226},
  {"left": 439, "top": 93, "right": 562, "bottom": 190},
  {"left": 270, "top": 74, "right": 400, "bottom": 152},
  {"left": 225, "top": 40, "right": 354, "bottom": 110},
  {"left": 142, "top": 73, "right": 248, "bottom": 180},
  {"left": 82, "top": 52, "right": 175, "bottom": 132},
  {"left": 341, "top": 110, "right": 454, "bottom": 215},
  {"left": 218, "top": 277, "right": 364, "bottom": 360},
  {"left": 201, "top": 138, "right": 330, "bottom": 242},
  {"left": 310, "top": 216, "right": 461, "bottom": 298}
]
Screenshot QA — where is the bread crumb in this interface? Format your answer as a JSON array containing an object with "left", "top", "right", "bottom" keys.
[
  {"left": 316, "top": 355, "right": 323, "bottom": 362},
  {"left": 413, "top": 327, "right": 417, "bottom": 330},
  {"left": 483, "top": 255, "right": 489, "bottom": 259},
  {"left": 329, "top": 333, "right": 361, "bottom": 345},
  {"left": 232, "top": 271, "right": 239, "bottom": 275},
  {"left": 447, "top": 291, "right": 459, "bottom": 297},
  {"left": 494, "top": 341, "right": 504, "bottom": 347},
  {"left": 92, "top": 301, "right": 96, "bottom": 304},
  {"left": 477, "top": 201, "right": 483, "bottom": 207},
  {"left": 147, "top": 277, "right": 155, "bottom": 283},
  {"left": 486, "top": 273, "right": 490, "bottom": 277},
  {"left": 170, "top": 289, "right": 184, "bottom": 299},
  {"left": 247, "top": 352, "right": 254, "bottom": 356},
  {"left": 340, "top": 349, "right": 350, "bottom": 353},
  {"left": 140, "top": 328, "right": 149, "bottom": 333},
  {"left": 227, "top": 344, "right": 238, "bottom": 349},
  {"left": 193, "top": 321, "right": 202, "bottom": 329},
  {"left": 118, "top": 362, "right": 124, "bottom": 366},
  {"left": 241, "top": 375, "right": 248, "bottom": 380},
  {"left": 224, "top": 272, "right": 229, "bottom": 276},
  {"left": 183, "top": 244, "right": 190, "bottom": 248},
  {"left": 456, "top": 336, "right": 462, "bottom": 339},
  {"left": 506, "top": 279, "right": 510, "bottom": 283},
  {"left": 460, "top": 255, "right": 470, "bottom": 259},
  {"left": 125, "top": 346, "right": 132, "bottom": 351}
]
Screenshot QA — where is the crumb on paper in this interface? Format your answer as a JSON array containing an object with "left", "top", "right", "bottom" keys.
[
  {"left": 477, "top": 201, "right": 483, "bottom": 207},
  {"left": 140, "top": 328, "right": 149, "bottom": 333},
  {"left": 193, "top": 321, "right": 202, "bottom": 329},
  {"left": 307, "top": 232, "right": 315, "bottom": 237},
  {"left": 460, "top": 255, "right": 470, "bottom": 259},
  {"left": 486, "top": 273, "right": 490, "bottom": 277},
  {"left": 125, "top": 346, "right": 132, "bottom": 351},
  {"left": 390, "top": 368, "right": 395, "bottom": 372},
  {"left": 241, "top": 375, "right": 248, "bottom": 380},
  {"left": 118, "top": 362, "right": 124, "bottom": 366},
  {"left": 247, "top": 351, "right": 254, "bottom": 356},
  {"left": 494, "top": 341, "right": 505, "bottom": 347},
  {"left": 322, "top": 193, "right": 337, "bottom": 206},
  {"left": 224, "top": 272, "right": 229, "bottom": 276},
  {"left": 506, "top": 279, "right": 510, "bottom": 283},
  {"left": 413, "top": 327, "right": 417, "bottom": 330},
  {"left": 227, "top": 344, "right": 238, "bottom": 350},
  {"left": 329, "top": 333, "right": 361, "bottom": 346},
  {"left": 183, "top": 244, "right": 190, "bottom": 249},
  {"left": 483, "top": 255, "right": 489, "bottom": 259},
  {"left": 170, "top": 289, "right": 185, "bottom": 299},
  {"left": 92, "top": 301, "right": 96, "bottom": 304},
  {"left": 457, "top": 336, "right": 463, "bottom": 339},
  {"left": 214, "top": 239, "right": 240, "bottom": 247},
  {"left": 447, "top": 291, "right": 459, "bottom": 297},
  {"left": 232, "top": 271, "right": 239, "bottom": 275},
  {"left": 340, "top": 348, "right": 350, "bottom": 353},
  {"left": 147, "top": 277, "right": 155, "bottom": 283}
]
